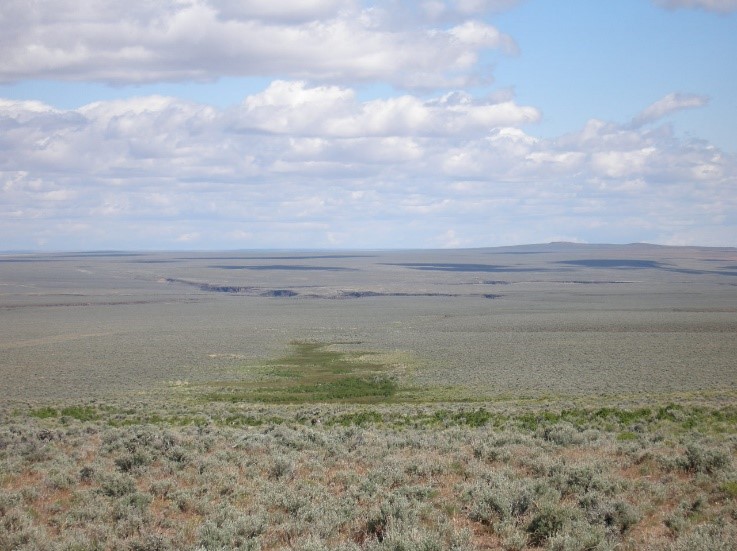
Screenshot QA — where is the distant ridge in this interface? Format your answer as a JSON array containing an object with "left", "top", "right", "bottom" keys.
[{"left": 485, "top": 242, "right": 737, "bottom": 254}]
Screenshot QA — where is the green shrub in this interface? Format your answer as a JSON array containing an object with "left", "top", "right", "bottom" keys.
[
  {"left": 541, "top": 423, "right": 587, "bottom": 446},
  {"left": 720, "top": 480, "right": 737, "bottom": 498},
  {"left": 29, "top": 406, "right": 58, "bottom": 419},
  {"left": 332, "top": 411, "right": 383, "bottom": 427},
  {"left": 670, "top": 523, "right": 737, "bottom": 550},
  {"left": 579, "top": 492, "right": 639, "bottom": 534},
  {"left": 454, "top": 408, "right": 492, "bottom": 428},
  {"left": 680, "top": 444, "right": 729, "bottom": 474},
  {"left": 664, "top": 510, "right": 687, "bottom": 536},
  {"left": 115, "top": 451, "right": 151, "bottom": 473},
  {"left": 128, "top": 533, "right": 173, "bottom": 551},
  {"left": 61, "top": 406, "right": 99, "bottom": 422},
  {"left": 527, "top": 504, "right": 575, "bottom": 546},
  {"left": 465, "top": 473, "right": 534, "bottom": 526},
  {"left": 545, "top": 521, "right": 609, "bottom": 551},
  {"left": 269, "top": 456, "right": 295, "bottom": 480},
  {"left": 165, "top": 446, "right": 189, "bottom": 465},
  {"left": 79, "top": 465, "right": 95, "bottom": 482},
  {"left": 196, "top": 510, "right": 264, "bottom": 551},
  {"left": 98, "top": 473, "right": 136, "bottom": 497}
]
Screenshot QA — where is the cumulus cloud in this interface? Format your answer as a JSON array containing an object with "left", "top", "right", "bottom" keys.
[
  {"left": 1, "top": 1, "right": 733, "bottom": 249},
  {"left": 451, "top": 0, "right": 523, "bottom": 14},
  {"left": 212, "top": 0, "right": 352, "bottom": 22},
  {"left": 630, "top": 93, "right": 709, "bottom": 128},
  {"left": 449, "top": 20, "right": 518, "bottom": 53},
  {"left": 0, "top": 0, "right": 514, "bottom": 87},
  {"left": 420, "top": 0, "right": 523, "bottom": 20},
  {"left": 1, "top": 83, "right": 734, "bottom": 249},
  {"left": 231, "top": 81, "right": 538, "bottom": 137},
  {"left": 654, "top": 0, "right": 737, "bottom": 13}
]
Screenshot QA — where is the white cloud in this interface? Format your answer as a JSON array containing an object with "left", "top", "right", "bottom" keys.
[
  {"left": 0, "top": 99, "right": 58, "bottom": 117},
  {"left": 435, "top": 228, "right": 466, "bottom": 247},
  {"left": 452, "top": 0, "right": 523, "bottom": 14},
  {"left": 630, "top": 93, "right": 709, "bottom": 128},
  {"left": 449, "top": 20, "right": 518, "bottom": 53},
  {"left": 420, "top": 0, "right": 523, "bottom": 20},
  {"left": 654, "top": 0, "right": 737, "bottom": 13},
  {"left": 0, "top": 0, "right": 514, "bottom": 88},
  {"left": 590, "top": 148, "right": 656, "bottom": 179},
  {"left": 1, "top": 83, "right": 735, "bottom": 249},
  {"left": 176, "top": 232, "right": 201, "bottom": 243},
  {"left": 231, "top": 81, "right": 539, "bottom": 137},
  {"left": 2, "top": 1, "right": 733, "bottom": 248},
  {"left": 212, "top": 0, "right": 352, "bottom": 22}
]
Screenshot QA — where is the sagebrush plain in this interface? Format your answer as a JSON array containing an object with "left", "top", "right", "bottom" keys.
[{"left": 1, "top": 243, "right": 737, "bottom": 550}]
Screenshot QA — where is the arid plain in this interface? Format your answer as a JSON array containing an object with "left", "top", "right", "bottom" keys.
[
  {"left": 2, "top": 243, "right": 736, "bottom": 402},
  {"left": 2, "top": 243, "right": 737, "bottom": 550}
]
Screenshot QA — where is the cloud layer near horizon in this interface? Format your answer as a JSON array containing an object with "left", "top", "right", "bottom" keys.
[
  {"left": 1, "top": 0, "right": 735, "bottom": 249},
  {"left": 2, "top": 82, "right": 734, "bottom": 249}
]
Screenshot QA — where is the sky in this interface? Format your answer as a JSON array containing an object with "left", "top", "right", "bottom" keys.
[{"left": 1, "top": 0, "right": 736, "bottom": 251}]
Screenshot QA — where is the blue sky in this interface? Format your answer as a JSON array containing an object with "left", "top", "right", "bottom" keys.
[{"left": 1, "top": 0, "right": 736, "bottom": 250}]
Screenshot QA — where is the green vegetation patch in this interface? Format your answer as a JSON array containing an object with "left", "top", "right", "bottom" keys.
[
  {"left": 60, "top": 405, "right": 99, "bottom": 421},
  {"left": 431, "top": 407, "right": 494, "bottom": 427},
  {"left": 29, "top": 406, "right": 59, "bottom": 419},
  {"left": 201, "top": 341, "right": 401, "bottom": 404},
  {"left": 28, "top": 405, "right": 100, "bottom": 422}
]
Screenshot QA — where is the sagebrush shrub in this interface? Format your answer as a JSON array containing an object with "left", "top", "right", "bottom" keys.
[{"left": 680, "top": 444, "right": 729, "bottom": 474}]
